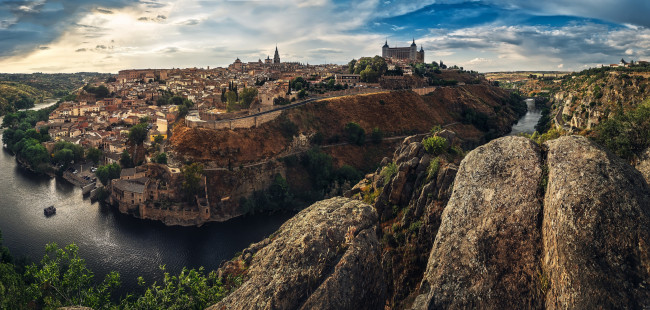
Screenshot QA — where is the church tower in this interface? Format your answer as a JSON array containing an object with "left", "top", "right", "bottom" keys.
[{"left": 273, "top": 46, "right": 280, "bottom": 64}]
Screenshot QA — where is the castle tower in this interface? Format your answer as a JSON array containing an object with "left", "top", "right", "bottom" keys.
[
  {"left": 410, "top": 38, "right": 417, "bottom": 61},
  {"left": 382, "top": 40, "right": 389, "bottom": 58},
  {"left": 273, "top": 46, "right": 280, "bottom": 64},
  {"left": 418, "top": 46, "right": 425, "bottom": 63}
]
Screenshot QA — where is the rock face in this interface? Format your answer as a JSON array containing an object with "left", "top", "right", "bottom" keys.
[
  {"left": 208, "top": 197, "right": 385, "bottom": 310},
  {"left": 543, "top": 136, "right": 650, "bottom": 309},
  {"left": 635, "top": 147, "right": 650, "bottom": 184},
  {"left": 412, "top": 136, "right": 545, "bottom": 309},
  {"left": 412, "top": 135, "right": 650, "bottom": 309}
]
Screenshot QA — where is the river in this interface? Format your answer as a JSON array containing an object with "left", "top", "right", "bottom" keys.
[
  {"left": 0, "top": 99, "right": 294, "bottom": 293},
  {"left": 509, "top": 98, "right": 542, "bottom": 136}
]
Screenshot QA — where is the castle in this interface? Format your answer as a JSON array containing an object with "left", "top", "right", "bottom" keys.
[{"left": 382, "top": 39, "right": 424, "bottom": 63}]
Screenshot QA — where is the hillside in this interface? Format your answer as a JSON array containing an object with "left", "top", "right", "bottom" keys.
[
  {"left": 170, "top": 85, "right": 524, "bottom": 166},
  {"left": 168, "top": 85, "right": 525, "bottom": 221},
  {"left": 0, "top": 82, "right": 49, "bottom": 115},
  {"left": 549, "top": 66, "right": 650, "bottom": 130}
]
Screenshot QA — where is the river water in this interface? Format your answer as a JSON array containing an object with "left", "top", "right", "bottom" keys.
[
  {"left": 0, "top": 100, "right": 294, "bottom": 293},
  {"left": 509, "top": 98, "right": 542, "bottom": 136}
]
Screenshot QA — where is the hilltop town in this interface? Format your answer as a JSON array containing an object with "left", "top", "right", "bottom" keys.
[{"left": 2, "top": 41, "right": 499, "bottom": 226}]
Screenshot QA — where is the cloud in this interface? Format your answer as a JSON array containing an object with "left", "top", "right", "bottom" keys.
[{"left": 1, "top": 0, "right": 650, "bottom": 73}]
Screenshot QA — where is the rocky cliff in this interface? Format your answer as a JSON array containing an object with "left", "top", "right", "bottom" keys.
[{"left": 211, "top": 135, "right": 650, "bottom": 309}]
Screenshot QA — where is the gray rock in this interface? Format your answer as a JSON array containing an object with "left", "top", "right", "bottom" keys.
[
  {"left": 543, "top": 136, "right": 650, "bottom": 309},
  {"left": 208, "top": 197, "right": 385, "bottom": 310},
  {"left": 412, "top": 136, "right": 545, "bottom": 309}
]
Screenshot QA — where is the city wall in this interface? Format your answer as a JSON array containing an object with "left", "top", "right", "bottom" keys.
[{"left": 186, "top": 110, "right": 282, "bottom": 130}]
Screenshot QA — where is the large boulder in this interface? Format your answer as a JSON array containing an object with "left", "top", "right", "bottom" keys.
[
  {"left": 412, "top": 136, "right": 545, "bottom": 309},
  {"left": 208, "top": 197, "right": 385, "bottom": 310},
  {"left": 543, "top": 136, "right": 650, "bottom": 309}
]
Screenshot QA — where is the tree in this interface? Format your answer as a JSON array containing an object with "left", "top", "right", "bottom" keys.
[
  {"left": 86, "top": 147, "right": 103, "bottom": 165},
  {"left": 298, "top": 89, "right": 307, "bottom": 99},
  {"left": 182, "top": 163, "right": 204, "bottom": 202},
  {"left": 95, "top": 163, "right": 121, "bottom": 185},
  {"left": 344, "top": 122, "right": 366, "bottom": 145},
  {"left": 53, "top": 148, "right": 74, "bottom": 166},
  {"left": 225, "top": 91, "right": 239, "bottom": 112},
  {"left": 128, "top": 123, "right": 148, "bottom": 146},
  {"left": 177, "top": 105, "right": 189, "bottom": 118},
  {"left": 155, "top": 153, "right": 167, "bottom": 164},
  {"left": 120, "top": 150, "right": 134, "bottom": 168},
  {"left": 347, "top": 59, "right": 357, "bottom": 74},
  {"left": 239, "top": 87, "right": 258, "bottom": 109}
]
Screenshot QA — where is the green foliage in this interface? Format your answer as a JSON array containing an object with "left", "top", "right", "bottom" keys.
[
  {"left": 120, "top": 266, "right": 229, "bottom": 309},
  {"left": 370, "top": 127, "right": 383, "bottom": 144},
  {"left": 182, "top": 163, "right": 204, "bottom": 202},
  {"left": 422, "top": 136, "right": 449, "bottom": 155},
  {"left": 592, "top": 100, "right": 650, "bottom": 160},
  {"left": 0, "top": 237, "right": 234, "bottom": 309},
  {"left": 344, "top": 122, "right": 366, "bottom": 146},
  {"left": 0, "top": 81, "right": 47, "bottom": 115},
  {"left": 350, "top": 56, "right": 387, "bottom": 82},
  {"left": 155, "top": 152, "right": 168, "bottom": 164},
  {"left": 380, "top": 162, "right": 397, "bottom": 184},
  {"left": 128, "top": 123, "right": 149, "bottom": 146},
  {"left": 225, "top": 91, "right": 239, "bottom": 112},
  {"left": 278, "top": 116, "right": 298, "bottom": 140},
  {"left": 86, "top": 147, "right": 103, "bottom": 165},
  {"left": 83, "top": 84, "right": 110, "bottom": 99},
  {"left": 239, "top": 87, "right": 258, "bottom": 109},
  {"left": 24, "top": 243, "right": 121, "bottom": 309},
  {"left": 120, "top": 150, "right": 134, "bottom": 168},
  {"left": 461, "top": 108, "right": 490, "bottom": 131},
  {"left": 301, "top": 148, "right": 334, "bottom": 189},
  {"left": 426, "top": 157, "right": 440, "bottom": 182},
  {"left": 336, "top": 164, "right": 363, "bottom": 183},
  {"left": 95, "top": 163, "right": 121, "bottom": 186},
  {"left": 240, "top": 174, "right": 295, "bottom": 214}
]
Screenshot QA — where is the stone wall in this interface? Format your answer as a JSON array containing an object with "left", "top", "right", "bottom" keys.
[{"left": 186, "top": 110, "right": 282, "bottom": 130}]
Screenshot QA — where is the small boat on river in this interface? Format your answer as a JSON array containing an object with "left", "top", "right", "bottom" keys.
[{"left": 44, "top": 205, "right": 56, "bottom": 216}]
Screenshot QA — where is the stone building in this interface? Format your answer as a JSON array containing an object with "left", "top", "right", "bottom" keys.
[{"left": 382, "top": 39, "right": 425, "bottom": 63}]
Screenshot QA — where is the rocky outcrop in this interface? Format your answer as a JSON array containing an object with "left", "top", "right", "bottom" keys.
[
  {"left": 635, "top": 147, "right": 650, "bottom": 184},
  {"left": 412, "top": 135, "right": 650, "bottom": 309},
  {"left": 544, "top": 136, "right": 650, "bottom": 309},
  {"left": 208, "top": 197, "right": 385, "bottom": 310},
  {"left": 412, "top": 136, "right": 545, "bottom": 309}
]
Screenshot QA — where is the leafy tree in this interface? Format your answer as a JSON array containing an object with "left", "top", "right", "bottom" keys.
[
  {"left": 153, "top": 134, "right": 165, "bottom": 145},
  {"left": 177, "top": 104, "right": 189, "bottom": 118},
  {"left": 239, "top": 87, "right": 258, "bottom": 109},
  {"left": 95, "top": 163, "right": 121, "bottom": 186},
  {"left": 344, "top": 122, "right": 366, "bottom": 145},
  {"left": 225, "top": 91, "right": 239, "bottom": 112},
  {"left": 86, "top": 147, "right": 103, "bottom": 165},
  {"left": 170, "top": 96, "right": 184, "bottom": 106},
  {"left": 182, "top": 163, "right": 204, "bottom": 202},
  {"left": 53, "top": 148, "right": 74, "bottom": 166},
  {"left": 24, "top": 243, "right": 121, "bottom": 309},
  {"left": 155, "top": 152, "right": 168, "bottom": 164},
  {"left": 120, "top": 150, "right": 134, "bottom": 168},
  {"left": 128, "top": 123, "right": 148, "bottom": 146}
]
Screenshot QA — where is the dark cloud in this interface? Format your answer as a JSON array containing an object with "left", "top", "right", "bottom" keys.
[
  {"left": 76, "top": 48, "right": 87, "bottom": 52},
  {"left": 138, "top": 17, "right": 149, "bottom": 21},
  {"left": 96, "top": 8, "right": 114, "bottom": 14},
  {"left": 180, "top": 19, "right": 200, "bottom": 26},
  {"left": 0, "top": 0, "right": 143, "bottom": 56},
  {"left": 96, "top": 45, "right": 107, "bottom": 49}
]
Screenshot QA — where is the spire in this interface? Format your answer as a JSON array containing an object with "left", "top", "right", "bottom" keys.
[
  {"left": 383, "top": 39, "right": 389, "bottom": 48},
  {"left": 273, "top": 45, "right": 280, "bottom": 64},
  {"left": 411, "top": 38, "right": 416, "bottom": 47}
]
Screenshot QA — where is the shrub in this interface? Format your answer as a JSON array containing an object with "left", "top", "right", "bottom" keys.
[
  {"left": 344, "top": 122, "right": 365, "bottom": 145},
  {"left": 426, "top": 157, "right": 440, "bottom": 182},
  {"left": 370, "top": 127, "right": 383, "bottom": 144},
  {"left": 422, "top": 136, "right": 448, "bottom": 155},
  {"left": 380, "top": 162, "right": 397, "bottom": 184}
]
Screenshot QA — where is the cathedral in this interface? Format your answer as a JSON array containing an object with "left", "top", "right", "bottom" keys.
[{"left": 382, "top": 39, "right": 425, "bottom": 63}]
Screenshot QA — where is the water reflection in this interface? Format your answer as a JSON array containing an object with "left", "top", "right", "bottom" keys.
[{"left": 509, "top": 98, "right": 543, "bottom": 136}]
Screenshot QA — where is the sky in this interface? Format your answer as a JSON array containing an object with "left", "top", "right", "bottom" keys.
[{"left": 0, "top": 0, "right": 649, "bottom": 73}]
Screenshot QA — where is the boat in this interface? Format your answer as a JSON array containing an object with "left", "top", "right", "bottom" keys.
[{"left": 44, "top": 205, "right": 56, "bottom": 216}]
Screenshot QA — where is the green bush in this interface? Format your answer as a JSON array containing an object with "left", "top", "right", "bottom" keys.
[
  {"left": 344, "top": 122, "right": 365, "bottom": 146},
  {"left": 371, "top": 127, "right": 383, "bottom": 144},
  {"left": 592, "top": 100, "right": 650, "bottom": 160},
  {"left": 426, "top": 157, "right": 440, "bottom": 182},
  {"left": 380, "top": 162, "right": 397, "bottom": 184},
  {"left": 422, "top": 136, "right": 448, "bottom": 155}
]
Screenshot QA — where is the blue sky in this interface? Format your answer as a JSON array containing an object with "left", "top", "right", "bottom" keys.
[{"left": 0, "top": 0, "right": 649, "bottom": 73}]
